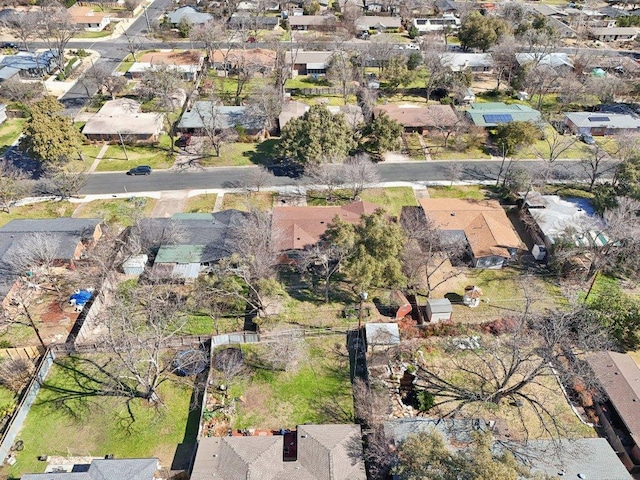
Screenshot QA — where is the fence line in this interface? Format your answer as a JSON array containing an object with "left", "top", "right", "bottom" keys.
[{"left": 0, "top": 348, "right": 56, "bottom": 464}]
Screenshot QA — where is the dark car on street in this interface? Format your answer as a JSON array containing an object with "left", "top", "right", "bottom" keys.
[{"left": 127, "top": 165, "right": 152, "bottom": 175}]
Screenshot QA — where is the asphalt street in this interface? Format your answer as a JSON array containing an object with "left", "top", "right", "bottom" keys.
[{"left": 79, "top": 159, "right": 616, "bottom": 195}]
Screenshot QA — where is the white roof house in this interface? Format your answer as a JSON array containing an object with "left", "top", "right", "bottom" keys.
[
  {"left": 166, "top": 6, "right": 213, "bottom": 25},
  {"left": 515, "top": 52, "right": 574, "bottom": 69},
  {"left": 565, "top": 112, "right": 640, "bottom": 135},
  {"left": 441, "top": 53, "right": 493, "bottom": 72}
]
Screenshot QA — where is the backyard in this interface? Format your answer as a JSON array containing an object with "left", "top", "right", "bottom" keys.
[
  {"left": 2, "top": 354, "right": 199, "bottom": 477},
  {"left": 229, "top": 337, "right": 353, "bottom": 430}
]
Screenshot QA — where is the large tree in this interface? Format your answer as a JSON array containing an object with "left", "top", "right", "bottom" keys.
[
  {"left": 458, "top": 12, "right": 510, "bottom": 52},
  {"left": 414, "top": 308, "right": 609, "bottom": 441},
  {"left": 38, "top": 2, "right": 78, "bottom": 74},
  {"left": 493, "top": 121, "right": 540, "bottom": 186},
  {"left": 276, "top": 105, "right": 356, "bottom": 167},
  {"left": 394, "top": 431, "right": 533, "bottom": 480},
  {"left": 20, "top": 97, "right": 84, "bottom": 164},
  {"left": 0, "top": 11, "right": 38, "bottom": 52},
  {"left": 326, "top": 51, "right": 357, "bottom": 105},
  {"left": 360, "top": 112, "right": 403, "bottom": 159}
]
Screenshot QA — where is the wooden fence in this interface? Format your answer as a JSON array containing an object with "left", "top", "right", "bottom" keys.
[{"left": 0, "top": 346, "right": 44, "bottom": 361}]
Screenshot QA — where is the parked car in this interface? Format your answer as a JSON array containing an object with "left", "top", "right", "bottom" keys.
[
  {"left": 176, "top": 134, "right": 191, "bottom": 148},
  {"left": 1, "top": 42, "right": 17, "bottom": 49},
  {"left": 127, "top": 165, "right": 152, "bottom": 175},
  {"left": 580, "top": 133, "right": 596, "bottom": 145}
]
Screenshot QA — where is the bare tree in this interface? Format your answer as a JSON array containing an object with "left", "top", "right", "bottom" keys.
[
  {"left": 344, "top": 154, "right": 379, "bottom": 200},
  {"left": 303, "top": 163, "right": 346, "bottom": 202},
  {"left": 586, "top": 75, "right": 629, "bottom": 104},
  {"left": 0, "top": 358, "right": 35, "bottom": 393},
  {"left": 38, "top": 2, "right": 79, "bottom": 74},
  {"left": 1, "top": 11, "right": 38, "bottom": 52},
  {"left": 579, "top": 143, "right": 609, "bottom": 191},
  {"left": 0, "top": 162, "right": 29, "bottom": 213},
  {"left": 129, "top": 218, "right": 187, "bottom": 256},
  {"left": 256, "top": 331, "right": 306, "bottom": 372},
  {"left": 212, "top": 347, "right": 246, "bottom": 385},
  {"left": 534, "top": 125, "right": 578, "bottom": 178},
  {"left": 83, "top": 63, "right": 127, "bottom": 100},
  {"left": 192, "top": 99, "right": 238, "bottom": 157},
  {"left": 445, "top": 162, "right": 463, "bottom": 187},
  {"left": 0, "top": 77, "right": 44, "bottom": 104},
  {"left": 327, "top": 51, "right": 357, "bottom": 105},
  {"left": 122, "top": 32, "right": 144, "bottom": 61},
  {"left": 414, "top": 307, "right": 609, "bottom": 442},
  {"left": 137, "top": 65, "right": 183, "bottom": 152},
  {"left": 299, "top": 240, "right": 352, "bottom": 302},
  {"left": 553, "top": 197, "right": 640, "bottom": 281},
  {"left": 99, "top": 285, "right": 190, "bottom": 404},
  {"left": 246, "top": 84, "right": 283, "bottom": 134},
  {"left": 422, "top": 44, "right": 450, "bottom": 103},
  {"left": 5, "top": 232, "right": 61, "bottom": 281},
  {"left": 400, "top": 207, "right": 467, "bottom": 307}
]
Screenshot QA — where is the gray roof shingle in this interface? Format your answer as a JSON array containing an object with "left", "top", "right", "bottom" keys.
[{"left": 21, "top": 458, "right": 159, "bottom": 480}]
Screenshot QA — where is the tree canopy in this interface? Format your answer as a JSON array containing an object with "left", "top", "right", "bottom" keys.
[
  {"left": 326, "top": 209, "right": 406, "bottom": 291},
  {"left": 394, "top": 431, "right": 533, "bottom": 480},
  {"left": 360, "top": 112, "right": 403, "bottom": 159},
  {"left": 494, "top": 121, "right": 539, "bottom": 157},
  {"left": 459, "top": 12, "right": 510, "bottom": 52},
  {"left": 276, "top": 105, "right": 356, "bottom": 166},
  {"left": 20, "top": 96, "right": 84, "bottom": 164}
]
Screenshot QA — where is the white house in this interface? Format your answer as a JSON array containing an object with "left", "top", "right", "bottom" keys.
[{"left": 413, "top": 14, "right": 460, "bottom": 33}]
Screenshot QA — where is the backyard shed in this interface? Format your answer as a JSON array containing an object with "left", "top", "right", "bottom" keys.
[
  {"left": 365, "top": 323, "right": 400, "bottom": 352},
  {"left": 426, "top": 298, "right": 452, "bottom": 323},
  {"left": 122, "top": 254, "right": 148, "bottom": 276}
]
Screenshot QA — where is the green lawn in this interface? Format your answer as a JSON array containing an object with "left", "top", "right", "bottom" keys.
[
  {"left": 0, "top": 385, "right": 16, "bottom": 417},
  {"left": 0, "top": 118, "right": 26, "bottom": 148},
  {"left": 73, "top": 30, "right": 111, "bottom": 39},
  {"left": 284, "top": 75, "right": 331, "bottom": 90},
  {"left": 222, "top": 192, "right": 275, "bottom": 211},
  {"left": 184, "top": 194, "right": 218, "bottom": 213},
  {"left": 97, "top": 136, "right": 174, "bottom": 171},
  {"left": 306, "top": 187, "right": 417, "bottom": 218},
  {"left": 359, "top": 187, "right": 418, "bottom": 217},
  {"left": 3, "top": 354, "right": 197, "bottom": 478},
  {"left": 428, "top": 185, "right": 489, "bottom": 200},
  {"left": 525, "top": 126, "right": 587, "bottom": 160},
  {"left": 117, "top": 61, "right": 134, "bottom": 73},
  {"left": 197, "top": 140, "right": 278, "bottom": 168},
  {"left": 0, "top": 201, "right": 74, "bottom": 228},
  {"left": 231, "top": 337, "right": 353, "bottom": 429},
  {"left": 76, "top": 198, "right": 158, "bottom": 229},
  {"left": 430, "top": 145, "right": 491, "bottom": 160},
  {"left": 182, "top": 314, "right": 244, "bottom": 336},
  {"left": 404, "top": 132, "right": 425, "bottom": 160}
]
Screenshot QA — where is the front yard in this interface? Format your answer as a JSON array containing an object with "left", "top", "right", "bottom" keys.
[
  {"left": 307, "top": 187, "right": 418, "bottom": 218},
  {"left": 75, "top": 197, "right": 158, "bottom": 229},
  {"left": 3, "top": 354, "right": 198, "bottom": 478},
  {"left": 0, "top": 200, "right": 74, "bottom": 228},
  {"left": 96, "top": 135, "right": 173, "bottom": 171}
]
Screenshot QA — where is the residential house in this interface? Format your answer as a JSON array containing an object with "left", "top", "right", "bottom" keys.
[
  {"left": 177, "top": 102, "right": 264, "bottom": 136},
  {"left": 587, "top": 351, "right": 640, "bottom": 472},
  {"left": 465, "top": 102, "right": 541, "bottom": 128},
  {"left": 434, "top": 0, "right": 459, "bottom": 14},
  {"left": 228, "top": 12, "right": 280, "bottom": 30},
  {"left": 520, "top": 192, "right": 606, "bottom": 256},
  {"left": 127, "top": 55, "right": 204, "bottom": 81},
  {"left": 590, "top": 26, "right": 639, "bottom": 41},
  {"left": 441, "top": 53, "right": 493, "bottom": 73},
  {"left": 564, "top": 112, "right": 640, "bottom": 136},
  {"left": 285, "top": 50, "right": 333, "bottom": 76},
  {"left": 271, "top": 201, "right": 379, "bottom": 262},
  {"left": 385, "top": 418, "right": 632, "bottom": 480},
  {"left": 82, "top": 98, "right": 164, "bottom": 143},
  {"left": 411, "top": 198, "right": 522, "bottom": 269},
  {"left": 166, "top": 6, "right": 213, "bottom": 25},
  {"left": 515, "top": 52, "right": 574, "bottom": 71},
  {"left": 139, "top": 211, "right": 248, "bottom": 280},
  {"left": 20, "top": 458, "right": 161, "bottom": 480},
  {"left": 0, "top": 50, "right": 57, "bottom": 79},
  {"left": 364, "top": 0, "right": 385, "bottom": 12},
  {"left": 68, "top": 5, "right": 111, "bottom": 31},
  {"left": 278, "top": 100, "right": 309, "bottom": 130},
  {"left": 0, "top": 218, "right": 102, "bottom": 305},
  {"left": 209, "top": 48, "right": 276, "bottom": 74},
  {"left": 373, "top": 104, "right": 459, "bottom": 134},
  {"left": 288, "top": 14, "right": 337, "bottom": 31},
  {"left": 413, "top": 14, "right": 460, "bottom": 33},
  {"left": 191, "top": 424, "right": 367, "bottom": 480},
  {"left": 355, "top": 15, "right": 402, "bottom": 33}
]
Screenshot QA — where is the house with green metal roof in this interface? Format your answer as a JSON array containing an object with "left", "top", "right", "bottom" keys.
[{"left": 465, "top": 102, "right": 542, "bottom": 127}]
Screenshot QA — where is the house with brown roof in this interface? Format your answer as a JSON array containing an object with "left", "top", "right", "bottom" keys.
[
  {"left": 414, "top": 198, "right": 522, "bottom": 268},
  {"left": 82, "top": 98, "right": 164, "bottom": 143},
  {"left": 372, "top": 104, "right": 459, "bottom": 134},
  {"left": 190, "top": 424, "right": 367, "bottom": 480},
  {"left": 272, "top": 201, "right": 378, "bottom": 262},
  {"left": 68, "top": 5, "right": 110, "bottom": 31},
  {"left": 586, "top": 351, "right": 640, "bottom": 472}
]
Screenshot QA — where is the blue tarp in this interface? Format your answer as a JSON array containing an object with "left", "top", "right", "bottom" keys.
[{"left": 70, "top": 289, "right": 93, "bottom": 307}]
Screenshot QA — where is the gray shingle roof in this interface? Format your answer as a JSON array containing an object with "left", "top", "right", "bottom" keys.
[
  {"left": 167, "top": 6, "right": 212, "bottom": 24},
  {"left": 178, "top": 103, "right": 263, "bottom": 132},
  {"left": 565, "top": 112, "right": 640, "bottom": 130},
  {"left": 21, "top": 458, "right": 159, "bottom": 480}
]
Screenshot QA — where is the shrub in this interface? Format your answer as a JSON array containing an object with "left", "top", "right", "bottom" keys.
[
  {"left": 480, "top": 317, "right": 519, "bottom": 336},
  {"left": 0, "top": 358, "right": 35, "bottom": 393},
  {"left": 416, "top": 390, "right": 435, "bottom": 412}
]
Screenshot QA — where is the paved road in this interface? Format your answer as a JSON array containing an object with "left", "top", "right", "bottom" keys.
[{"left": 80, "top": 160, "right": 616, "bottom": 195}]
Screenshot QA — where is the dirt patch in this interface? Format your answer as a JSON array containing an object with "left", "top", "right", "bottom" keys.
[{"left": 138, "top": 50, "right": 203, "bottom": 65}]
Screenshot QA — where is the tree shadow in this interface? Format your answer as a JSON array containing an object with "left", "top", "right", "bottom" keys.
[{"left": 246, "top": 138, "right": 278, "bottom": 167}]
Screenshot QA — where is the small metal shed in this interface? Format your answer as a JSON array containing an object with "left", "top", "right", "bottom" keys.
[
  {"left": 426, "top": 298, "right": 452, "bottom": 323},
  {"left": 365, "top": 323, "right": 400, "bottom": 352},
  {"left": 122, "top": 254, "right": 148, "bottom": 276}
]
